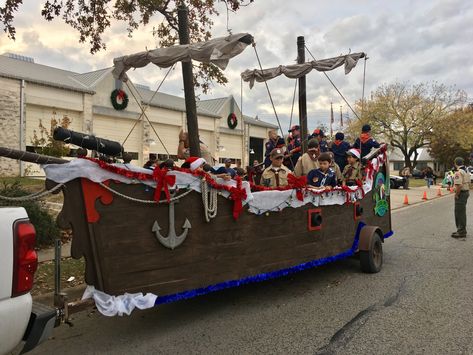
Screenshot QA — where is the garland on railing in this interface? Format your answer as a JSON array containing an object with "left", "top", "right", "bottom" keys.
[{"left": 79, "top": 156, "right": 383, "bottom": 219}]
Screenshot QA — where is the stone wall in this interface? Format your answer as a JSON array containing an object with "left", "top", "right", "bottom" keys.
[{"left": 0, "top": 77, "right": 21, "bottom": 176}]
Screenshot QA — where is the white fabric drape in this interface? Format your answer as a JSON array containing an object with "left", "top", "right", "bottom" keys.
[
  {"left": 241, "top": 52, "right": 365, "bottom": 88},
  {"left": 112, "top": 33, "right": 253, "bottom": 81},
  {"left": 82, "top": 285, "right": 157, "bottom": 316}
]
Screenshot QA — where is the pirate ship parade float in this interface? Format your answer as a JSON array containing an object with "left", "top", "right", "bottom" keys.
[{"left": 0, "top": 19, "right": 392, "bottom": 317}]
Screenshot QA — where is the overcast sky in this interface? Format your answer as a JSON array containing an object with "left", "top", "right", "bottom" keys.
[{"left": 1, "top": 0, "right": 472, "bottom": 132}]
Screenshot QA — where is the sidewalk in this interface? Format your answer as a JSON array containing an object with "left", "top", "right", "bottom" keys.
[
  {"left": 38, "top": 241, "right": 71, "bottom": 262},
  {"left": 390, "top": 185, "right": 453, "bottom": 210}
]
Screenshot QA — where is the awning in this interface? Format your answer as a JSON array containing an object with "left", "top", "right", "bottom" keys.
[
  {"left": 112, "top": 33, "right": 253, "bottom": 81},
  {"left": 241, "top": 52, "right": 365, "bottom": 88}
]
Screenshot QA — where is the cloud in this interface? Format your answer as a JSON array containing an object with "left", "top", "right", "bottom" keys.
[{"left": 0, "top": 0, "right": 472, "bottom": 132}]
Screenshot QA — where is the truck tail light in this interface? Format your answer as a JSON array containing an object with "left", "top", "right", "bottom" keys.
[{"left": 12, "top": 221, "right": 38, "bottom": 297}]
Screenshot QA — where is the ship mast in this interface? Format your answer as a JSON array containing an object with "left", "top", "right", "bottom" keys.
[
  {"left": 178, "top": 5, "right": 201, "bottom": 157},
  {"left": 297, "top": 36, "right": 308, "bottom": 154}
]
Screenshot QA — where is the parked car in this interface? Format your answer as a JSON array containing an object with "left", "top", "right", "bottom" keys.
[
  {"left": 0, "top": 207, "right": 56, "bottom": 354},
  {"left": 411, "top": 168, "right": 424, "bottom": 179},
  {"left": 467, "top": 166, "right": 473, "bottom": 183},
  {"left": 390, "top": 175, "right": 407, "bottom": 189}
]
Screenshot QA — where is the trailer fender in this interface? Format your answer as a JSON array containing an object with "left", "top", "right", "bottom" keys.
[{"left": 358, "top": 225, "right": 383, "bottom": 251}]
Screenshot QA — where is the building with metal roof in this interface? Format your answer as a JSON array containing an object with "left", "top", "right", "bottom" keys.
[{"left": 0, "top": 53, "right": 274, "bottom": 176}]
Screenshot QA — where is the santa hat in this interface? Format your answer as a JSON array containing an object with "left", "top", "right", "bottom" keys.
[
  {"left": 186, "top": 156, "right": 206, "bottom": 171},
  {"left": 346, "top": 148, "right": 361, "bottom": 160}
]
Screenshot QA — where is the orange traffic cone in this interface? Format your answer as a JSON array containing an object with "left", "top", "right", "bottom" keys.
[
  {"left": 437, "top": 187, "right": 442, "bottom": 197},
  {"left": 403, "top": 194, "right": 409, "bottom": 205},
  {"left": 422, "top": 191, "right": 428, "bottom": 200}
]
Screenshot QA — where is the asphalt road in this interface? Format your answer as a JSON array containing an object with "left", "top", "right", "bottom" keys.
[{"left": 30, "top": 194, "right": 473, "bottom": 355}]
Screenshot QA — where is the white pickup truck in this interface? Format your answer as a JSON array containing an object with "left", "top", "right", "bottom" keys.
[{"left": 0, "top": 207, "right": 56, "bottom": 354}]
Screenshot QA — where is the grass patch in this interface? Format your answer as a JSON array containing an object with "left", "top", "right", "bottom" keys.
[
  {"left": 0, "top": 177, "right": 44, "bottom": 188},
  {"left": 32, "top": 257, "right": 85, "bottom": 296},
  {"left": 408, "top": 178, "right": 429, "bottom": 188}
]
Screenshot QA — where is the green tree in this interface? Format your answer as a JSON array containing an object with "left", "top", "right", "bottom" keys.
[
  {"left": 429, "top": 106, "right": 473, "bottom": 168},
  {"left": 350, "top": 82, "right": 466, "bottom": 168},
  {"left": 31, "top": 114, "right": 71, "bottom": 157},
  {"left": 0, "top": 0, "right": 255, "bottom": 93}
]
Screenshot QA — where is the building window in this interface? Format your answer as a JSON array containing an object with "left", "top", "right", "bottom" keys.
[
  {"left": 156, "top": 154, "right": 178, "bottom": 162},
  {"left": 393, "top": 162, "right": 404, "bottom": 171},
  {"left": 416, "top": 162, "right": 428, "bottom": 169}
]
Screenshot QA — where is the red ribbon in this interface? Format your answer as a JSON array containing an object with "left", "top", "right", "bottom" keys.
[
  {"left": 287, "top": 174, "right": 307, "bottom": 201},
  {"left": 229, "top": 176, "right": 247, "bottom": 220},
  {"left": 152, "top": 167, "right": 176, "bottom": 202},
  {"left": 117, "top": 89, "right": 125, "bottom": 100}
]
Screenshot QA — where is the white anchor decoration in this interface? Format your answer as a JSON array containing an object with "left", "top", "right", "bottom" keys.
[{"left": 152, "top": 198, "right": 191, "bottom": 250}]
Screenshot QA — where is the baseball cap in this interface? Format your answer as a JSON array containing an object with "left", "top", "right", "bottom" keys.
[{"left": 270, "top": 148, "right": 284, "bottom": 159}]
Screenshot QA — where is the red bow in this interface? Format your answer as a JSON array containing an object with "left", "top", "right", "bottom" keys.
[
  {"left": 365, "top": 161, "right": 374, "bottom": 180},
  {"left": 117, "top": 89, "right": 126, "bottom": 100},
  {"left": 152, "top": 168, "right": 176, "bottom": 202},
  {"left": 230, "top": 177, "right": 247, "bottom": 220},
  {"left": 288, "top": 174, "right": 307, "bottom": 201}
]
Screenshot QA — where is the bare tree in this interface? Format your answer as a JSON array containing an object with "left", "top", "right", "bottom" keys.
[
  {"left": 351, "top": 82, "right": 466, "bottom": 168},
  {"left": 0, "top": 0, "right": 255, "bottom": 93}
]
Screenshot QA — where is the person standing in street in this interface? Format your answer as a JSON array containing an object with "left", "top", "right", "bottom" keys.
[
  {"left": 451, "top": 157, "right": 470, "bottom": 239},
  {"left": 400, "top": 166, "right": 411, "bottom": 189},
  {"left": 424, "top": 167, "right": 434, "bottom": 188}
]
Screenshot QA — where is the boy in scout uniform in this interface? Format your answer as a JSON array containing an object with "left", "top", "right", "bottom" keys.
[
  {"left": 262, "top": 148, "right": 291, "bottom": 187},
  {"left": 294, "top": 139, "right": 320, "bottom": 177},
  {"left": 342, "top": 148, "right": 363, "bottom": 187},
  {"left": 452, "top": 157, "right": 470, "bottom": 238}
]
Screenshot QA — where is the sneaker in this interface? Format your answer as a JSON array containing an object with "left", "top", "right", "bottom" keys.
[{"left": 451, "top": 232, "right": 467, "bottom": 239}]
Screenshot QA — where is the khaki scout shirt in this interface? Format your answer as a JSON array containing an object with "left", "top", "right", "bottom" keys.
[
  {"left": 262, "top": 165, "right": 290, "bottom": 187},
  {"left": 331, "top": 161, "right": 343, "bottom": 181},
  {"left": 454, "top": 167, "right": 470, "bottom": 191},
  {"left": 342, "top": 161, "right": 362, "bottom": 183},
  {"left": 294, "top": 153, "right": 319, "bottom": 177}
]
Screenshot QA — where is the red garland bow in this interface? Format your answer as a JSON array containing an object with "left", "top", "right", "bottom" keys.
[
  {"left": 365, "top": 160, "right": 374, "bottom": 180},
  {"left": 117, "top": 90, "right": 126, "bottom": 100},
  {"left": 230, "top": 177, "right": 247, "bottom": 220},
  {"left": 287, "top": 173, "right": 307, "bottom": 201},
  {"left": 152, "top": 167, "right": 176, "bottom": 202}
]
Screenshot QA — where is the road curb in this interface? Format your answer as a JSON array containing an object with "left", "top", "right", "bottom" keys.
[
  {"left": 392, "top": 193, "right": 453, "bottom": 213},
  {"left": 33, "top": 284, "right": 87, "bottom": 305}
]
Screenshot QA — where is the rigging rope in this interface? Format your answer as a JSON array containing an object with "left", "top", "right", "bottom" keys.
[
  {"left": 98, "top": 182, "right": 193, "bottom": 204},
  {"left": 201, "top": 179, "right": 218, "bottom": 222},
  {"left": 304, "top": 45, "right": 361, "bottom": 120},
  {"left": 251, "top": 42, "right": 295, "bottom": 170},
  {"left": 125, "top": 81, "right": 170, "bottom": 156},
  {"left": 288, "top": 78, "right": 298, "bottom": 132},
  {"left": 0, "top": 183, "right": 65, "bottom": 202},
  {"left": 361, "top": 56, "right": 368, "bottom": 118},
  {"left": 122, "top": 64, "right": 175, "bottom": 147}
]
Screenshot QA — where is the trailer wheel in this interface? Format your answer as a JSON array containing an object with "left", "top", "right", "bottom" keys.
[{"left": 360, "top": 232, "right": 383, "bottom": 273}]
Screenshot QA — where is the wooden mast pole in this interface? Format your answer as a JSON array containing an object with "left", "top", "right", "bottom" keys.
[
  {"left": 178, "top": 5, "right": 201, "bottom": 157},
  {"left": 297, "top": 36, "right": 308, "bottom": 154}
]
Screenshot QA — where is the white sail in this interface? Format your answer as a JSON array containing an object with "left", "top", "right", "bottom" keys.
[
  {"left": 113, "top": 33, "right": 253, "bottom": 81},
  {"left": 241, "top": 52, "right": 365, "bottom": 88}
]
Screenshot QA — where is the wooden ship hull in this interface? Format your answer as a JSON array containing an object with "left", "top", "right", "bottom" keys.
[{"left": 58, "top": 164, "right": 391, "bottom": 303}]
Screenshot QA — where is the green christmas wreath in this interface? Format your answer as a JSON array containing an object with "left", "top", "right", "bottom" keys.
[
  {"left": 110, "top": 89, "right": 129, "bottom": 110},
  {"left": 227, "top": 113, "right": 238, "bottom": 129}
]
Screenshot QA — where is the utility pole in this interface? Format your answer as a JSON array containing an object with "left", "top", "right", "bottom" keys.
[
  {"left": 297, "top": 36, "right": 308, "bottom": 154},
  {"left": 178, "top": 5, "right": 201, "bottom": 157}
]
